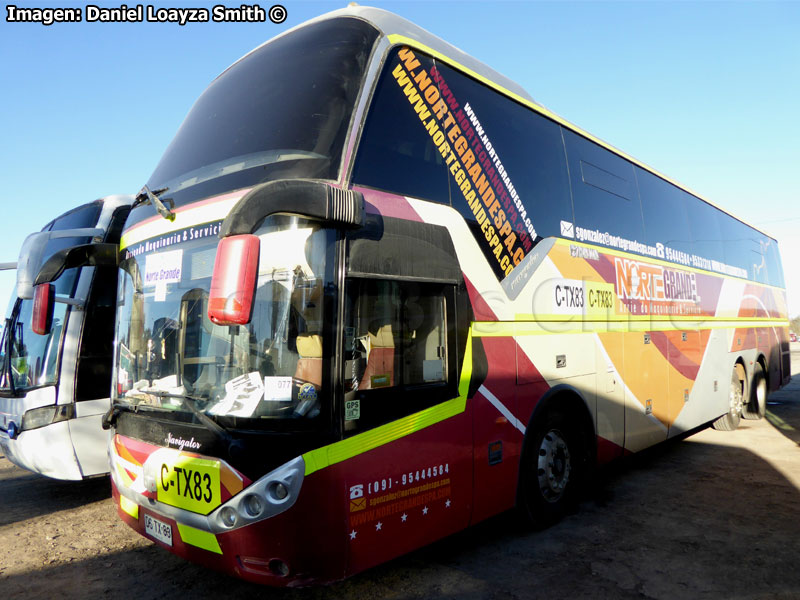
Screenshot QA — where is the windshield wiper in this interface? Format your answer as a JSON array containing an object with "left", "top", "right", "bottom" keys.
[
  {"left": 134, "top": 185, "right": 175, "bottom": 221},
  {"left": 143, "top": 390, "right": 233, "bottom": 443},
  {"left": 1, "top": 317, "right": 18, "bottom": 397}
]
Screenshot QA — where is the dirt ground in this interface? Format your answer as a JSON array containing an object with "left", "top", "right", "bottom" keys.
[{"left": 2, "top": 348, "right": 799, "bottom": 600}]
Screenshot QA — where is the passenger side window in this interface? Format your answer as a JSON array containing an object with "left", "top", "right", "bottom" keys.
[
  {"left": 563, "top": 129, "right": 645, "bottom": 248},
  {"left": 342, "top": 279, "right": 454, "bottom": 433},
  {"left": 636, "top": 167, "right": 694, "bottom": 266},
  {"left": 351, "top": 49, "right": 450, "bottom": 205}
]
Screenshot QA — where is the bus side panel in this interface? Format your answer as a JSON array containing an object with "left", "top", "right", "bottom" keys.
[
  {"left": 68, "top": 398, "right": 112, "bottom": 477},
  {"left": 622, "top": 332, "right": 669, "bottom": 453},
  {"left": 595, "top": 333, "right": 625, "bottom": 462},
  {"left": 471, "top": 335, "right": 521, "bottom": 525},
  {"left": 342, "top": 410, "right": 472, "bottom": 578},
  {"left": 671, "top": 329, "right": 731, "bottom": 433},
  {"left": 665, "top": 330, "right": 704, "bottom": 438}
]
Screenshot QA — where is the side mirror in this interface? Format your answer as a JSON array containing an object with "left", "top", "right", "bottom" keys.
[
  {"left": 208, "top": 234, "right": 260, "bottom": 326},
  {"left": 32, "top": 283, "right": 55, "bottom": 336},
  {"left": 17, "top": 232, "right": 51, "bottom": 299}
]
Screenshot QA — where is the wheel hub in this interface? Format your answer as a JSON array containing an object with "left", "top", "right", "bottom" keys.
[{"left": 537, "top": 430, "right": 571, "bottom": 503}]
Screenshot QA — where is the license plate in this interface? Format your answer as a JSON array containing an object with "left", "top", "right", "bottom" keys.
[
  {"left": 144, "top": 513, "right": 173, "bottom": 546},
  {"left": 157, "top": 453, "right": 222, "bottom": 515}
]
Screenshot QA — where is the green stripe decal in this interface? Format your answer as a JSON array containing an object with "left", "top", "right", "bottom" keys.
[
  {"left": 303, "top": 329, "right": 474, "bottom": 477},
  {"left": 177, "top": 523, "right": 222, "bottom": 554},
  {"left": 472, "top": 319, "right": 788, "bottom": 338},
  {"left": 120, "top": 495, "right": 139, "bottom": 519}
]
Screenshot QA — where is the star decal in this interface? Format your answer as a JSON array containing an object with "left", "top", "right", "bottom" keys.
[
  {"left": 422, "top": 506, "right": 429, "bottom": 515},
  {"left": 401, "top": 513, "right": 408, "bottom": 523},
  {"left": 375, "top": 521, "right": 383, "bottom": 531},
  {"left": 349, "top": 529, "right": 357, "bottom": 540},
  {"left": 445, "top": 499, "right": 451, "bottom": 508}
]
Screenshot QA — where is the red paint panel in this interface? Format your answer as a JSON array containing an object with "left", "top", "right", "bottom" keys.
[
  {"left": 341, "top": 411, "right": 473, "bottom": 578},
  {"left": 471, "top": 336, "right": 521, "bottom": 525},
  {"left": 354, "top": 186, "right": 424, "bottom": 223}
]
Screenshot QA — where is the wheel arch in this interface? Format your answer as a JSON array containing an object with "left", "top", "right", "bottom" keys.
[{"left": 519, "top": 384, "right": 597, "bottom": 483}]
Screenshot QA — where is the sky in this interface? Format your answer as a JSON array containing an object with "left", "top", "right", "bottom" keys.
[{"left": 1, "top": 0, "right": 798, "bottom": 317}]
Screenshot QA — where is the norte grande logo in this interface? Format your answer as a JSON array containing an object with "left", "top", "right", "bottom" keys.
[{"left": 164, "top": 432, "right": 201, "bottom": 452}]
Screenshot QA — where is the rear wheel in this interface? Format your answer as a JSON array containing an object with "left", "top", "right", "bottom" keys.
[
  {"left": 742, "top": 362, "right": 767, "bottom": 420},
  {"left": 713, "top": 366, "right": 744, "bottom": 431},
  {"left": 519, "top": 409, "right": 587, "bottom": 529}
]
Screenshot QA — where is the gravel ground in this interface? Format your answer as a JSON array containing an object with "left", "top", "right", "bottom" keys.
[{"left": 2, "top": 349, "right": 799, "bottom": 600}]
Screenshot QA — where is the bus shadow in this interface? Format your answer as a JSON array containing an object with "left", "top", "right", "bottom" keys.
[
  {"left": 5, "top": 437, "right": 800, "bottom": 599},
  {"left": 762, "top": 373, "right": 800, "bottom": 446},
  {"left": 0, "top": 456, "right": 110, "bottom": 528}
]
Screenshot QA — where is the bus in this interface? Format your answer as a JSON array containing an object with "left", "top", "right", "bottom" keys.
[
  {"left": 0, "top": 195, "right": 133, "bottom": 479},
  {"left": 33, "top": 6, "right": 788, "bottom": 585}
]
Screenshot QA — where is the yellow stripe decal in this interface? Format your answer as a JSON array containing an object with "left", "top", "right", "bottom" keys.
[
  {"left": 119, "top": 495, "right": 139, "bottom": 520},
  {"left": 177, "top": 523, "right": 222, "bottom": 554},
  {"left": 303, "top": 328, "right": 474, "bottom": 477},
  {"left": 474, "top": 320, "right": 788, "bottom": 338},
  {"left": 386, "top": 35, "right": 773, "bottom": 239}
]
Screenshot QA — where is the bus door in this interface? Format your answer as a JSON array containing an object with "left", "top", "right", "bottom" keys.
[{"left": 341, "top": 219, "right": 471, "bottom": 573}]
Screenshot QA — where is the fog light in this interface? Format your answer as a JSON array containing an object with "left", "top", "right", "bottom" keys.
[
  {"left": 219, "top": 506, "right": 237, "bottom": 528},
  {"left": 243, "top": 493, "right": 264, "bottom": 517},
  {"left": 269, "top": 482, "right": 288, "bottom": 501},
  {"left": 7, "top": 421, "right": 18, "bottom": 440},
  {"left": 268, "top": 558, "right": 290, "bottom": 577}
]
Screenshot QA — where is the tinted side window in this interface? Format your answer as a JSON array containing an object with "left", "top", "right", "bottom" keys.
[
  {"left": 352, "top": 49, "right": 450, "bottom": 205},
  {"left": 720, "top": 214, "right": 761, "bottom": 281},
  {"left": 685, "top": 199, "right": 725, "bottom": 272},
  {"left": 761, "top": 236, "right": 785, "bottom": 288},
  {"left": 355, "top": 46, "right": 573, "bottom": 280},
  {"left": 636, "top": 168, "right": 694, "bottom": 266},
  {"left": 434, "top": 58, "right": 573, "bottom": 267},
  {"left": 564, "top": 129, "right": 645, "bottom": 249},
  {"left": 342, "top": 278, "right": 455, "bottom": 434}
]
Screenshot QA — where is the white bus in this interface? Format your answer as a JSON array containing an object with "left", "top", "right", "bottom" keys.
[{"left": 0, "top": 195, "right": 133, "bottom": 479}]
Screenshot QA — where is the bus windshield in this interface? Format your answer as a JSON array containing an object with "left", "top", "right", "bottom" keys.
[
  {"left": 145, "top": 17, "right": 378, "bottom": 196},
  {"left": 114, "top": 216, "right": 334, "bottom": 428}
]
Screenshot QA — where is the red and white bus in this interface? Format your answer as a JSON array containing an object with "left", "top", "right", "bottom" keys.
[
  {"left": 34, "top": 6, "right": 788, "bottom": 584},
  {"left": 0, "top": 195, "right": 132, "bottom": 479}
]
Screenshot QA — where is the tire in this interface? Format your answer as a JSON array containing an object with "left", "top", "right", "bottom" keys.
[
  {"left": 518, "top": 409, "right": 587, "bottom": 529},
  {"left": 742, "top": 362, "right": 767, "bottom": 420},
  {"left": 713, "top": 367, "right": 744, "bottom": 431}
]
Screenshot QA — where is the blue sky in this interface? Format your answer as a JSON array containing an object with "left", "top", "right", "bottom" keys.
[{"left": 1, "top": 0, "right": 798, "bottom": 316}]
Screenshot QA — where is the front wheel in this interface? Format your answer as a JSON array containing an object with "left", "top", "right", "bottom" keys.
[{"left": 518, "top": 410, "right": 587, "bottom": 529}]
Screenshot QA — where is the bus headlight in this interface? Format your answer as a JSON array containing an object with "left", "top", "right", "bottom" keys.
[
  {"left": 243, "top": 494, "right": 264, "bottom": 517},
  {"left": 269, "top": 482, "right": 289, "bottom": 501},
  {"left": 219, "top": 506, "right": 238, "bottom": 528},
  {"left": 206, "top": 456, "right": 304, "bottom": 534},
  {"left": 21, "top": 404, "right": 74, "bottom": 432}
]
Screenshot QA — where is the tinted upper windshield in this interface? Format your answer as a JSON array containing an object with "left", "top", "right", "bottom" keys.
[
  {"left": 114, "top": 216, "right": 335, "bottom": 428},
  {"left": 145, "top": 17, "right": 378, "bottom": 195}
]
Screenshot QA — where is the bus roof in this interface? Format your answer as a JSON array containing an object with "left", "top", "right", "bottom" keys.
[{"left": 243, "top": 5, "right": 776, "bottom": 241}]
